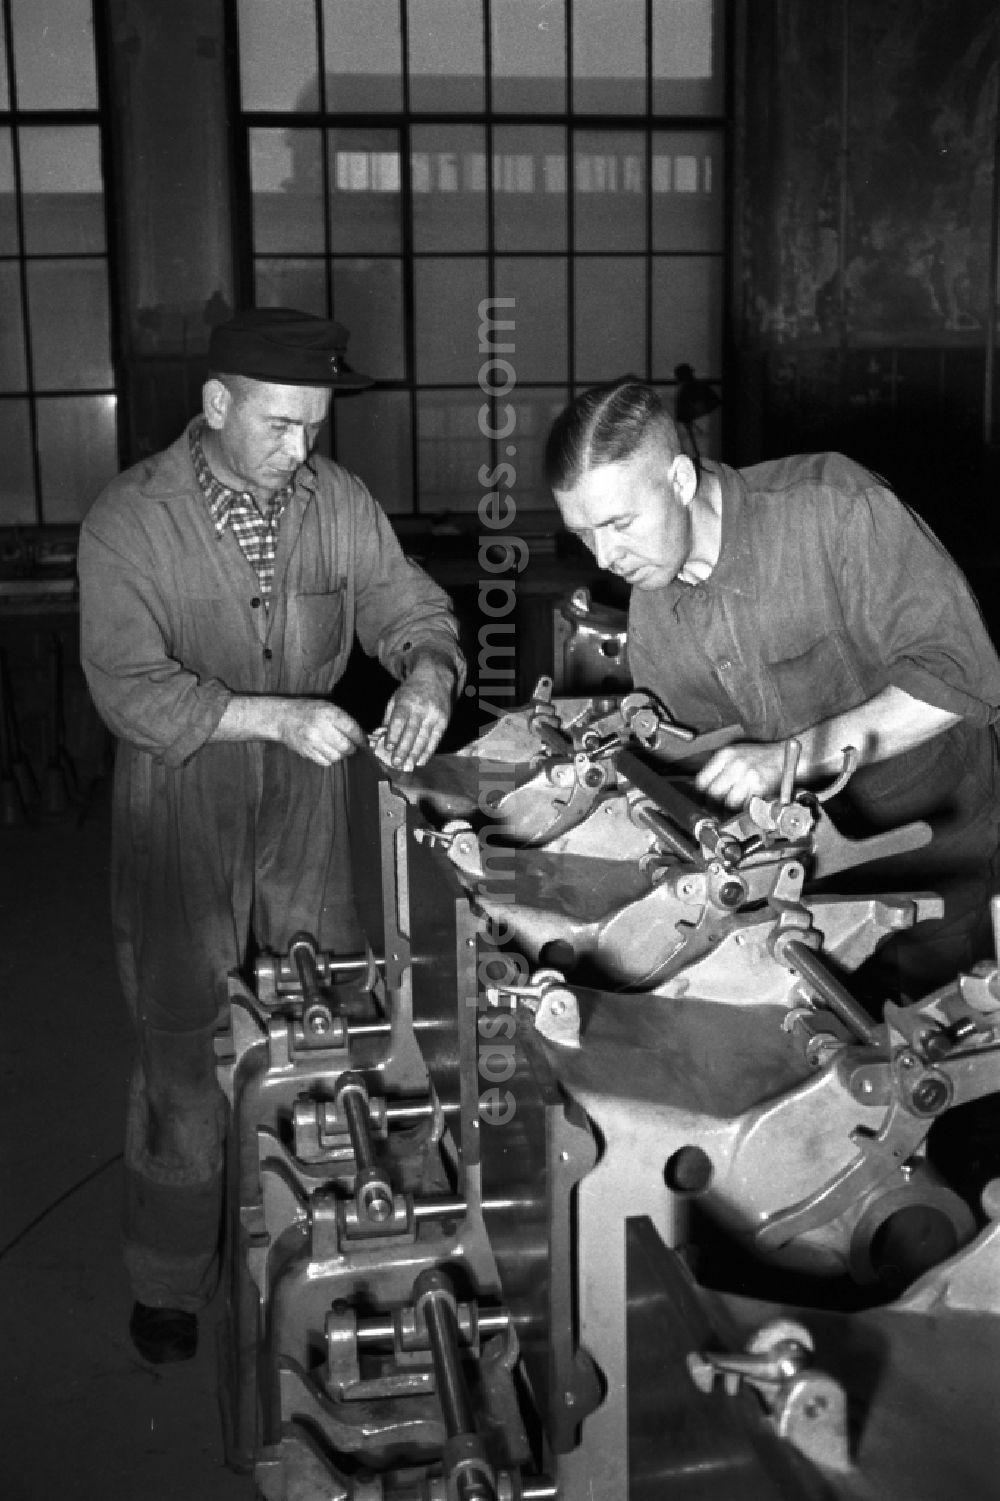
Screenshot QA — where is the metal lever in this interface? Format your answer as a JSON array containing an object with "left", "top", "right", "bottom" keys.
[
  {"left": 334, "top": 1072, "right": 395, "bottom": 1225},
  {"left": 779, "top": 737, "right": 801, "bottom": 805},
  {"left": 414, "top": 1269, "right": 497, "bottom": 1501}
]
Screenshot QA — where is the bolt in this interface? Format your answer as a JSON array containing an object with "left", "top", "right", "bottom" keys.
[
  {"left": 308, "top": 1011, "right": 331, "bottom": 1035},
  {"left": 719, "top": 879, "right": 745, "bottom": 908},
  {"left": 910, "top": 1075, "right": 951, "bottom": 1115},
  {"left": 362, "top": 1186, "right": 393, "bottom": 1223},
  {"left": 583, "top": 767, "right": 604, "bottom": 788},
  {"left": 548, "top": 997, "right": 567, "bottom": 1017},
  {"left": 803, "top": 1396, "right": 829, "bottom": 1420}
]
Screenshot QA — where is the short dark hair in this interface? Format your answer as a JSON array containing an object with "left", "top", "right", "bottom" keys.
[{"left": 543, "top": 377, "right": 681, "bottom": 491}]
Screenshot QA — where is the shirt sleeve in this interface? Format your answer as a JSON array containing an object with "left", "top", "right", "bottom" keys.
[
  {"left": 346, "top": 475, "right": 467, "bottom": 690},
  {"left": 840, "top": 483, "right": 1000, "bottom": 726},
  {"left": 78, "top": 507, "right": 233, "bottom": 766}
]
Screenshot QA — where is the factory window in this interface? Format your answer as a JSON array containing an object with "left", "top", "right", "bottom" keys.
[
  {"left": 237, "top": 0, "right": 727, "bottom": 517},
  {"left": 0, "top": 0, "right": 117, "bottom": 526}
]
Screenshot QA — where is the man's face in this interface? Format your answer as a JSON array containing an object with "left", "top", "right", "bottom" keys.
[
  {"left": 206, "top": 379, "right": 332, "bottom": 496},
  {"left": 553, "top": 438, "right": 694, "bottom": 591}
]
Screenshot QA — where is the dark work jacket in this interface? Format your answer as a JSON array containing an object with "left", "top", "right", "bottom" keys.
[
  {"left": 78, "top": 423, "right": 465, "bottom": 963},
  {"left": 628, "top": 454, "right": 1000, "bottom": 887}
]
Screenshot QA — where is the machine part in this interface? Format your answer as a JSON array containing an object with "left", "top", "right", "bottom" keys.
[
  {"left": 687, "top": 1316, "right": 853, "bottom": 1472},
  {"left": 413, "top": 1268, "right": 499, "bottom": 1501},
  {"left": 226, "top": 719, "right": 1000, "bottom": 1500},
  {"left": 336, "top": 1072, "right": 396, "bottom": 1225},
  {"left": 552, "top": 586, "right": 630, "bottom": 695}
]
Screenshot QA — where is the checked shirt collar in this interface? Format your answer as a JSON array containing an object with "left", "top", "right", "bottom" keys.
[{"left": 189, "top": 419, "right": 297, "bottom": 603}]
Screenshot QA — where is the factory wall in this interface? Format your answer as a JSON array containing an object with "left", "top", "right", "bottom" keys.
[{"left": 732, "top": 0, "right": 1000, "bottom": 555}]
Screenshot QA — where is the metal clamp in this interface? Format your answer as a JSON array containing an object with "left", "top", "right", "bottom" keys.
[
  {"left": 688, "top": 1320, "right": 851, "bottom": 1473},
  {"left": 486, "top": 968, "right": 581, "bottom": 1049}
]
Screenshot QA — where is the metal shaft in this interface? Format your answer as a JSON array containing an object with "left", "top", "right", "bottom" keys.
[
  {"left": 784, "top": 940, "right": 883, "bottom": 1047},
  {"left": 290, "top": 934, "right": 322, "bottom": 1005},
  {"left": 414, "top": 1270, "right": 477, "bottom": 1437},
  {"left": 338, "top": 1077, "right": 377, "bottom": 1174}
]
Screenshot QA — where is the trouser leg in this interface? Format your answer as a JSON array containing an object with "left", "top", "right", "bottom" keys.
[
  {"left": 112, "top": 745, "right": 251, "bottom": 1310},
  {"left": 123, "top": 1014, "right": 228, "bottom": 1312}
]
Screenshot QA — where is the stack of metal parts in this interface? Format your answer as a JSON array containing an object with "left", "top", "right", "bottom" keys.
[{"left": 217, "top": 680, "right": 1000, "bottom": 1499}]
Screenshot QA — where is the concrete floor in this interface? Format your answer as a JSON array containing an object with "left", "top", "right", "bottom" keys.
[{"left": 0, "top": 786, "right": 255, "bottom": 1501}]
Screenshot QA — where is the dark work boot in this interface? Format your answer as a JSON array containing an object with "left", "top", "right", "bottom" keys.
[{"left": 128, "top": 1302, "right": 198, "bottom": 1364}]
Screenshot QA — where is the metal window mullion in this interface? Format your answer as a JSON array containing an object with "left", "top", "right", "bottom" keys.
[
  {"left": 316, "top": 0, "right": 334, "bottom": 318},
  {"left": 645, "top": 0, "right": 653, "bottom": 384},
  {"left": 398, "top": 0, "right": 420, "bottom": 512},
  {"left": 565, "top": 0, "right": 575, "bottom": 396},
  {"left": 3, "top": 0, "right": 44, "bottom": 523}
]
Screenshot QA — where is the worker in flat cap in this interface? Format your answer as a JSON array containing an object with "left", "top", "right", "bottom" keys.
[{"left": 78, "top": 308, "right": 464, "bottom": 1364}]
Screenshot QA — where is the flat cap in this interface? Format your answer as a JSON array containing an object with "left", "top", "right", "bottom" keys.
[{"left": 208, "top": 307, "right": 374, "bottom": 389}]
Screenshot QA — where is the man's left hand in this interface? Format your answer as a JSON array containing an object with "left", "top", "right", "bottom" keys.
[
  {"left": 379, "top": 659, "right": 456, "bottom": 772},
  {"left": 694, "top": 741, "right": 785, "bottom": 810}
]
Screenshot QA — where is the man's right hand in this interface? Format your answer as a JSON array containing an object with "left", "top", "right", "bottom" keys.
[
  {"left": 278, "top": 700, "right": 367, "bottom": 765},
  {"left": 211, "top": 695, "right": 366, "bottom": 765}
]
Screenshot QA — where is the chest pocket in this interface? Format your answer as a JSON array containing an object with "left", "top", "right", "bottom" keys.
[
  {"left": 289, "top": 588, "right": 347, "bottom": 669},
  {"left": 762, "top": 631, "right": 866, "bottom": 736}
]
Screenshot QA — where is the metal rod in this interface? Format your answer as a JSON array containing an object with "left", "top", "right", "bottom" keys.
[
  {"left": 337, "top": 1077, "right": 377, "bottom": 1174},
  {"left": 632, "top": 802, "right": 700, "bottom": 862},
  {"left": 414, "top": 1270, "right": 477, "bottom": 1438},
  {"left": 354, "top": 1308, "right": 510, "bottom": 1347},
  {"left": 411, "top": 1195, "right": 467, "bottom": 1222},
  {"left": 344, "top": 1020, "right": 392, "bottom": 1039},
  {"left": 784, "top": 940, "right": 883, "bottom": 1048},
  {"left": 384, "top": 1098, "right": 436, "bottom": 1124},
  {"left": 290, "top": 934, "right": 323, "bottom": 1006}
]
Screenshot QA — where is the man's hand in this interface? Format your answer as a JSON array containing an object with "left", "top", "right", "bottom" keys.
[
  {"left": 694, "top": 741, "right": 786, "bottom": 810},
  {"left": 278, "top": 700, "right": 367, "bottom": 766},
  {"left": 379, "top": 659, "right": 455, "bottom": 773}
]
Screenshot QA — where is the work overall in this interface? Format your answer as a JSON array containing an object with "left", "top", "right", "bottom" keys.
[
  {"left": 628, "top": 453, "right": 1000, "bottom": 1001},
  {"left": 79, "top": 427, "right": 462, "bottom": 1308}
]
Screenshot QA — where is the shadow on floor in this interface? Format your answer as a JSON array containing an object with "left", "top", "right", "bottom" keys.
[{"left": 0, "top": 784, "right": 254, "bottom": 1501}]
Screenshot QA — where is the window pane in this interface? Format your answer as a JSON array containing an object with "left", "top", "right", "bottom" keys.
[
  {"left": 411, "top": 126, "right": 486, "bottom": 253},
  {"left": 26, "top": 259, "right": 112, "bottom": 390},
  {"left": 251, "top": 129, "right": 324, "bottom": 254},
  {"left": 494, "top": 127, "right": 567, "bottom": 252},
  {"left": 504, "top": 387, "right": 567, "bottom": 510},
  {"left": 20, "top": 127, "right": 105, "bottom": 255},
  {"left": 254, "top": 258, "right": 327, "bottom": 316},
  {"left": 572, "top": 0, "right": 645, "bottom": 114},
  {"left": 414, "top": 259, "right": 488, "bottom": 385},
  {"left": 37, "top": 395, "right": 118, "bottom": 522},
  {"left": 491, "top": 0, "right": 566, "bottom": 113},
  {"left": 408, "top": 0, "right": 484, "bottom": 113},
  {"left": 653, "top": 0, "right": 725, "bottom": 115},
  {"left": 238, "top": 0, "right": 319, "bottom": 110},
  {"left": 332, "top": 258, "right": 405, "bottom": 381},
  {"left": 575, "top": 258, "right": 648, "bottom": 384},
  {"left": 0, "top": 130, "right": 19, "bottom": 254},
  {"left": 651, "top": 255, "right": 723, "bottom": 379},
  {"left": 0, "top": 401, "right": 35, "bottom": 523},
  {"left": 652, "top": 130, "right": 724, "bottom": 251},
  {"left": 324, "top": 0, "right": 403, "bottom": 112},
  {"left": 494, "top": 258, "right": 567, "bottom": 382},
  {"left": 0, "top": 263, "right": 28, "bottom": 390},
  {"left": 11, "top": 0, "right": 97, "bottom": 110},
  {"left": 328, "top": 128, "right": 401, "bottom": 253},
  {"left": 574, "top": 131, "right": 647, "bottom": 252},
  {"left": 416, "top": 390, "right": 489, "bottom": 512},
  {"left": 334, "top": 390, "right": 413, "bottom": 514}
]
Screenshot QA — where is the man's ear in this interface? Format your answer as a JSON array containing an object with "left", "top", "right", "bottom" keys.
[
  {"left": 202, "top": 377, "right": 231, "bottom": 431},
  {"left": 669, "top": 453, "right": 698, "bottom": 507}
]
